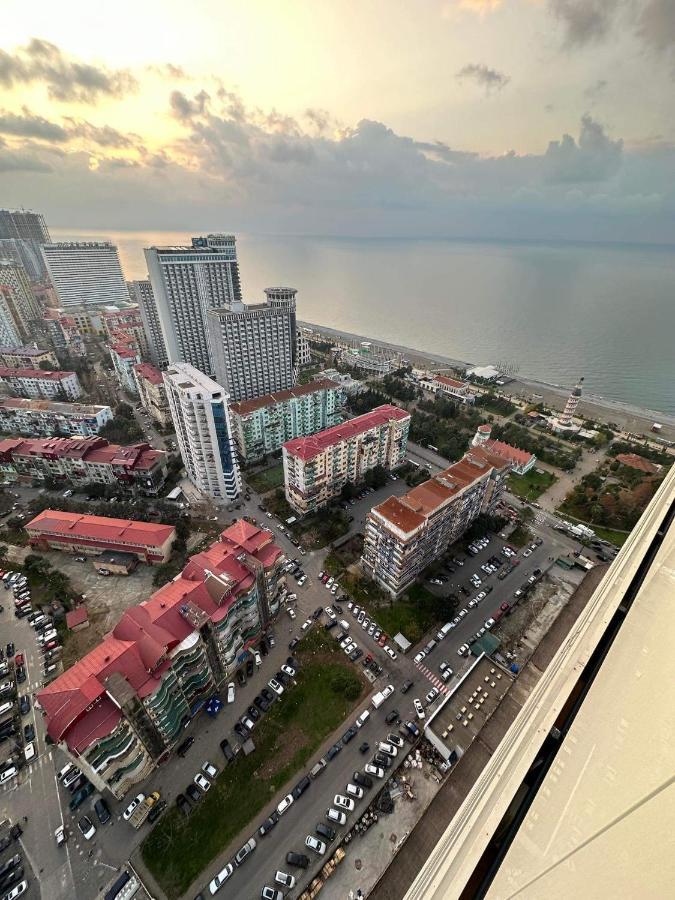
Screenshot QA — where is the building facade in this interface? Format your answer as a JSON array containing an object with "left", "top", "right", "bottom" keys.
[
  {"left": 110, "top": 343, "right": 141, "bottom": 396},
  {"left": 0, "top": 344, "right": 57, "bottom": 369},
  {"left": 297, "top": 328, "right": 312, "bottom": 367},
  {"left": 133, "top": 363, "right": 171, "bottom": 427},
  {"left": 0, "top": 397, "right": 112, "bottom": 437},
  {"left": 0, "top": 259, "right": 42, "bottom": 339},
  {"left": 128, "top": 279, "right": 168, "bottom": 368},
  {"left": 208, "top": 286, "right": 297, "bottom": 403},
  {"left": 0, "top": 366, "right": 82, "bottom": 400},
  {"left": 421, "top": 374, "right": 476, "bottom": 404},
  {"left": 26, "top": 509, "right": 176, "bottom": 563},
  {"left": 231, "top": 379, "right": 344, "bottom": 463},
  {"left": 0, "top": 436, "right": 168, "bottom": 493},
  {"left": 0, "top": 238, "right": 46, "bottom": 281},
  {"left": 145, "top": 235, "right": 242, "bottom": 375},
  {"left": 361, "top": 447, "right": 510, "bottom": 597},
  {"left": 164, "top": 362, "right": 241, "bottom": 501},
  {"left": 283, "top": 404, "right": 410, "bottom": 515},
  {"left": 471, "top": 424, "right": 536, "bottom": 475},
  {"left": 102, "top": 307, "right": 149, "bottom": 361},
  {"left": 0, "top": 208, "right": 50, "bottom": 244},
  {"left": 36, "top": 520, "right": 285, "bottom": 799},
  {"left": 42, "top": 241, "right": 129, "bottom": 308}
]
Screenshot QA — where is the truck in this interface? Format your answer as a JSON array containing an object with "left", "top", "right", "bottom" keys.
[
  {"left": 128, "top": 791, "right": 161, "bottom": 829},
  {"left": 371, "top": 690, "right": 386, "bottom": 710}
]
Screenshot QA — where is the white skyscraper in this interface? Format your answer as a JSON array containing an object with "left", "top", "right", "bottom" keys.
[
  {"left": 128, "top": 279, "right": 168, "bottom": 368},
  {"left": 145, "top": 234, "right": 242, "bottom": 375},
  {"left": 42, "top": 241, "right": 129, "bottom": 308},
  {"left": 163, "top": 362, "right": 241, "bottom": 502},
  {"left": 208, "top": 286, "right": 297, "bottom": 403},
  {"left": 0, "top": 259, "right": 41, "bottom": 340}
]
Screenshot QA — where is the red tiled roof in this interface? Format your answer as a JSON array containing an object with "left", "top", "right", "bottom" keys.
[
  {"left": 615, "top": 453, "right": 661, "bottom": 474},
  {"left": 435, "top": 375, "right": 468, "bottom": 390},
  {"left": 133, "top": 362, "right": 164, "bottom": 386},
  {"left": 26, "top": 509, "right": 174, "bottom": 549},
  {"left": 283, "top": 405, "right": 409, "bottom": 461},
  {"left": 0, "top": 367, "right": 74, "bottom": 381},
  {"left": 484, "top": 438, "right": 534, "bottom": 468},
  {"left": 66, "top": 607, "right": 89, "bottom": 629},
  {"left": 231, "top": 379, "right": 341, "bottom": 416},
  {"left": 2, "top": 436, "right": 164, "bottom": 471},
  {"left": 111, "top": 345, "right": 138, "bottom": 359},
  {"left": 37, "top": 519, "right": 284, "bottom": 754}
]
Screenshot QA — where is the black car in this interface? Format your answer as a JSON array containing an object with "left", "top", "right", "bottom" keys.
[
  {"left": 0, "top": 864, "right": 23, "bottom": 893},
  {"left": 246, "top": 659, "right": 254, "bottom": 678},
  {"left": 19, "top": 695, "right": 30, "bottom": 715},
  {"left": 219, "top": 738, "right": 235, "bottom": 762},
  {"left": 69, "top": 775, "right": 87, "bottom": 794},
  {"left": 94, "top": 797, "right": 111, "bottom": 824},
  {"left": 186, "top": 783, "right": 202, "bottom": 803},
  {"left": 353, "top": 771, "right": 373, "bottom": 789},
  {"left": 253, "top": 694, "right": 269, "bottom": 711},
  {"left": 374, "top": 752, "right": 392, "bottom": 769},
  {"left": 276, "top": 670, "right": 291, "bottom": 686},
  {"left": 341, "top": 726, "right": 357, "bottom": 745},
  {"left": 261, "top": 687, "right": 274, "bottom": 703},
  {"left": 385, "top": 709, "right": 400, "bottom": 724},
  {"left": 176, "top": 793, "right": 191, "bottom": 817},
  {"left": 16, "top": 666, "right": 26, "bottom": 684},
  {"left": 350, "top": 648, "right": 363, "bottom": 662},
  {"left": 236, "top": 668, "right": 247, "bottom": 687},
  {"left": 359, "top": 741, "right": 369, "bottom": 754},
  {"left": 292, "top": 776, "right": 310, "bottom": 800},
  {"left": 312, "top": 607, "right": 323, "bottom": 620},
  {"left": 234, "top": 722, "right": 250, "bottom": 740},
  {"left": 332, "top": 603, "right": 343, "bottom": 614},
  {"left": 15, "top": 606, "right": 31, "bottom": 619},
  {"left": 316, "top": 821, "right": 336, "bottom": 842},
  {"left": 258, "top": 811, "right": 279, "bottom": 836},
  {"left": 285, "top": 852, "right": 310, "bottom": 869},
  {"left": 5, "top": 643, "right": 14, "bottom": 657},
  {"left": 259, "top": 637, "right": 269, "bottom": 656},
  {"left": 247, "top": 705, "right": 260, "bottom": 722},
  {"left": 23, "top": 723, "right": 34, "bottom": 742},
  {"left": 326, "top": 742, "right": 342, "bottom": 761},
  {"left": 147, "top": 800, "right": 167, "bottom": 824},
  {"left": 176, "top": 736, "right": 194, "bottom": 758},
  {"left": 369, "top": 661, "right": 383, "bottom": 675},
  {"left": 0, "top": 854, "right": 20, "bottom": 880},
  {"left": 400, "top": 680, "right": 414, "bottom": 694},
  {"left": 288, "top": 636, "right": 300, "bottom": 651},
  {"left": 286, "top": 656, "right": 299, "bottom": 669},
  {"left": 324, "top": 620, "right": 338, "bottom": 631},
  {"left": 0, "top": 836, "right": 10, "bottom": 853}
]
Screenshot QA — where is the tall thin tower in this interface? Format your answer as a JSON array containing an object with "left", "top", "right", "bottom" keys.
[{"left": 558, "top": 377, "right": 584, "bottom": 428}]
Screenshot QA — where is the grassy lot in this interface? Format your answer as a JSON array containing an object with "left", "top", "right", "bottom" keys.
[
  {"left": 507, "top": 468, "right": 557, "bottom": 502},
  {"left": 246, "top": 463, "right": 285, "bottom": 494},
  {"left": 342, "top": 573, "right": 448, "bottom": 643},
  {"left": 141, "top": 629, "right": 365, "bottom": 899},
  {"left": 508, "top": 524, "right": 532, "bottom": 548}
]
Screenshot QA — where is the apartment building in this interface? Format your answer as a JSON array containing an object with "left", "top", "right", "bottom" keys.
[
  {"left": 42, "top": 310, "right": 87, "bottom": 358},
  {"left": 208, "top": 286, "right": 297, "bottom": 403},
  {"left": 36, "top": 519, "right": 285, "bottom": 799},
  {"left": 0, "top": 208, "right": 50, "bottom": 281},
  {"left": 283, "top": 404, "right": 410, "bottom": 515},
  {"left": 230, "top": 379, "right": 344, "bottom": 463},
  {"left": 0, "top": 436, "right": 168, "bottom": 494},
  {"left": 361, "top": 446, "right": 510, "bottom": 597},
  {"left": 164, "top": 362, "right": 241, "bottom": 501},
  {"left": 133, "top": 363, "right": 171, "bottom": 427},
  {"left": 0, "top": 366, "right": 82, "bottom": 400},
  {"left": 145, "top": 234, "right": 242, "bottom": 375},
  {"left": 110, "top": 341, "right": 141, "bottom": 396},
  {"left": 0, "top": 344, "right": 57, "bottom": 369},
  {"left": 128, "top": 279, "right": 168, "bottom": 368},
  {"left": 297, "top": 328, "right": 312, "bottom": 367},
  {"left": 471, "top": 423, "right": 536, "bottom": 475},
  {"left": 0, "top": 397, "right": 112, "bottom": 437},
  {"left": 0, "top": 259, "right": 42, "bottom": 338},
  {"left": 102, "top": 307, "right": 150, "bottom": 360},
  {"left": 42, "top": 241, "right": 129, "bottom": 308}
]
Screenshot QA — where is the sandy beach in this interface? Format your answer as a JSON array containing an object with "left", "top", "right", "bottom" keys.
[{"left": 300, "top": 320, "right": 675, "bottom": 442}]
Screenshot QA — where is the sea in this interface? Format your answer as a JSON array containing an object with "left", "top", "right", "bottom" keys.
[{"left": 52, "top": 230, "right": 675, "bottom": 417}]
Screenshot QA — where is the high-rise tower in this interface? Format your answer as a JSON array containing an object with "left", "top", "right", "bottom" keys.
[
  {"left": 552, "top": 376, "right": 584, "bottom": 433},
  {"left": 42, "top": 242, "right": 129, "bottom": 308},
  {"left": 128, "top": 279, "right": 168, "bottom": 368}
]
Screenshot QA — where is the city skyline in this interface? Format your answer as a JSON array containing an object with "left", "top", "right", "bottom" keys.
[{"left": 1, "top": 1, "right": 674, "bottom": 244}]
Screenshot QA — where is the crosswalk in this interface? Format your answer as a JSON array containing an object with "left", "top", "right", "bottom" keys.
[{"left": 414, "top": 662, "right": 450, "bottom": 693}]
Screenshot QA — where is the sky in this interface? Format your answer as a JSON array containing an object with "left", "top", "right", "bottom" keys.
[{"left": 1, "top": 0, "right": 675, "bottom": 243}]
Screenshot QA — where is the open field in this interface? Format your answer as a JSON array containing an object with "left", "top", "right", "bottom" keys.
[
  {"left": 246, "top": 463, "right": 285, "bottom": 494},
  {"left": 507, "top": 468, "right": 557, "bottom": 501},
  {"left": 141, "top": 629, "right": 365, "bottom": 899}
]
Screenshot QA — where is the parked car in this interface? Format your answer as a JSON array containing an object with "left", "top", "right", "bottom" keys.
[
  {"left": 234, "top": 837, "right": 256, "bottom": 866},
  {"left": 285, "top": 852, "right": 310, "bottom": 869},
  {"left": 305, "top": 834, "right": 326, "bottom": 855},
  {"left": 258, "top": 812, "right": 280, "bottom": 837},
  {"left": 208, "top": 862, "right": 233, "bottom": 894}
]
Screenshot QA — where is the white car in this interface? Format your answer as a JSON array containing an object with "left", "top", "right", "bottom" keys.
[
  {"left": 227, "top": 682, "right": 235, "bottom": 703},
  {"left": 414, "top": 651, "right": 426, "bottom": 664},
  {"left": 78, "top": 815, "right": 96, "bottom": 840},
  {"left": 123, "top": 792, "right": 146, "bottom": 821},
  {"left": 276, "top": 794, "right": 294, "bottom": 816},
  {"left": 441, "top": 666, "right": 454, "bottom": 682},
  {"left": 326, "top": 577, "right": 334, "bottom": 587},
  {"left": 459, "top": 608, "right": 468, "bottom": 618},
  {"left": 344, "top": 641, "right": 356, "bottom": 655},
  {"left": 333, "top": 794, "right": 355, "bottom": 811},
  {"left": 457, "top": 643, "right": 470, "bottom": 656},
  {"left": 287, "top": 607, "right": 297, "bottom": 620},
  {"left": 362, "top": 617, "right": 370, "bottom": 629},
  {"left": 364, "top": 763, "right": 385, "bottom": 779},
  {"left": 268, "top": 678, "right": 284, "bottom": 696},
  {"left": 202, "top": 761, "right": 218, "bottom": 779},
  {"left": 414, "top": 698, "right": 425, "bottom": 720},
  {"left": 326, "top": 807, "right": 347, "bottom": 824},
  {"left": 325, "top": 607, "right": 336, "bottom": 620},
  {"left": 378, "top": 741, "right": 398, "bottom": 758},
  {"left": 281, "top": 664, "right": 296, "bottom": 677},
  {"left": 383, "top": 645, "right": 398, "bottom": 660},
  {"left": 194, "top": 773, "right": 211, "bottom": 792},
  {"left": 23, "top": 741, "right": 35, "bottom": 762},
  {"left": 301, "top": 618, "right": 313, "bottom": 631},
  {"left": 425, "top": 688, "right": 439, "bottom": 705},
  {"left": 523, "top": 548, "right": 533, "bottom": 557},
  {"left": 381, "top": 684, "right": 395, "bottom": 700},
  {"left": 275, "top": 871, "right": 296, "bottom": 888},
  {"left": 331, "top": 584, "right": 338, "bottom": 594},
  {"left": 209, "top": 863, "right": 234, "bottom": 894},
  {"left": 346, "top": 782, "right": 364, "bottom": 798},
  {"left": 468, "top": 598, "right": 478, "bottom": 609},
  {"left": 297, "top": 576, "right": 306, "bottom": 586},
  {"left": 485, "top": 618, "right": 496, "bottom": 629},
  {"left": 305, "top": 834, "right": 327, "bottom": 855},
  {"left": 387, "top": 733, "right": 404, "bottom": 747}
]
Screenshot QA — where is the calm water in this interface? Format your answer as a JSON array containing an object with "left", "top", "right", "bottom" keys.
[{"left": 52, "top": 229, "right": 675, "bottom": 416}]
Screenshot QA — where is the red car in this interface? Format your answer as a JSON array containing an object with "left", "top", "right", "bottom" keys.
[
  {"left": 15, "top": 652, "right": 24, "bottom": 666},
  {"left": 377, "top": 634, "right": 387, "bottom": 647}
]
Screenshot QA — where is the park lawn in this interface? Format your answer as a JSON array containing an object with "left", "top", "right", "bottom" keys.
[
  {"left": 246, "top": 463, "right": 285, "bottom": 494},
  {"left": 140, "top": 630, "right": 364, "bottom": 899},
  {"left": 344, "top": 574, "right": 441, "bottom": 644},
  {"left": 507, "top": 468, "right": 557, "bottom": 502}
]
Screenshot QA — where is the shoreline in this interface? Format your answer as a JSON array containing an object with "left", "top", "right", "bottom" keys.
[{"left": 299, "top": 320, "right": 675, "bottom": 440}]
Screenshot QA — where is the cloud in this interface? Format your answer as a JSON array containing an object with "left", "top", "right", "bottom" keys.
[
  {"left": 0, "top": 38, "right": 137, "bottom": 103},
  {"left": 549, "top": 0, "right": 621, "bottom": 48},
  {"left": 543, "top": 114, "right": 622, "bottom": 182},
  {"left": 637, "top": 0, "right": 675, "bottom": 53},
  {"left": 169, "top": 89, "right": 210, "bottom": 120},
  {"left": 0, "top": 146, "right": 54, "bottom": 173},
  {"left": 64, "top": 119, "right": 136, "bottom": 148},
  {"left": 456, "top": 62, "right": 510, "bottom": 92},
  {"left": 0, "top": 108, "right": 68, "bottom": 141},
  {"left": 146, "top": 62, "right": 189, "bottom": 79},
  {"left": 584, "top": 78, "right": 608, "bottom": 100}
]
